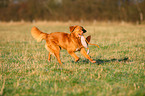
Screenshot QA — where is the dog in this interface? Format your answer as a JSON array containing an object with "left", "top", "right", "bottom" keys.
[{"left": 31, "top": 25, "right": 96, "bottom": 66}]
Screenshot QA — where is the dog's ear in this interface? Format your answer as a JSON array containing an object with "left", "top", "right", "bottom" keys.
[
  {"left": 69, "top": 26, "right": 76, "bottom": 32},
  {"left": 86, "top": 35, "right": 91, "bottom": 43}
]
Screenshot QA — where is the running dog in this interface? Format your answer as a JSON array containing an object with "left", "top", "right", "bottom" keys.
[{"left": 31, "top": 25, "right": 96, "bottom": 65}]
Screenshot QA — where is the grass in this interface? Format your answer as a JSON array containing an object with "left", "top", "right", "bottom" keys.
[{"left": 0, "top": 22, "right": 145, "bottom": 96}]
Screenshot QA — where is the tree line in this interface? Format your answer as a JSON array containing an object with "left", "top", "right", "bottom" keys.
[{"left": 0, "top": 0, "right": 145, "bottom": 23}]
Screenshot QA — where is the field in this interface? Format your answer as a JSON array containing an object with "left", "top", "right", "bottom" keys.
[{"left": 0, "top": 22, "right": 145, "bottom": 96}]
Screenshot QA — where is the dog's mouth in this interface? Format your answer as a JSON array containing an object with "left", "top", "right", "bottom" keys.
[
  {"left": 78, "top": 29, "right": 86, "bottom": 36},
  {"left": 78, "top": 32, "right": 84, "bottom": 36}
]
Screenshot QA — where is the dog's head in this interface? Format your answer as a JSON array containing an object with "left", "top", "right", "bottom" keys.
[{"left": 69, "top": 25, "right": 87, "bottom": 37}]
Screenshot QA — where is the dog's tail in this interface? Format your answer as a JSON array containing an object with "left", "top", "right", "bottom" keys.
[{"left": 31, "top": 26, "right": 48, "bottom": 42}]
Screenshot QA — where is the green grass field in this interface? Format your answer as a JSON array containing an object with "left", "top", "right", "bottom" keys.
[{"left": 0, "top": 22, "right": 145, "bottom": 96}]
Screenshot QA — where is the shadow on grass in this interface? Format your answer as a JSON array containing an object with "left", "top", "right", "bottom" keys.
[
  {"left": 97, "top": 57, "right": 129, "bottom": 65},
  {"left": 81, "top": 57, "right": 130, "bottom": 65}
]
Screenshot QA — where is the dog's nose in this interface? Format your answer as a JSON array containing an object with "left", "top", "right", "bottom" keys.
[{"left": 82, "top": 29, "right": 86, "bottom": 33}]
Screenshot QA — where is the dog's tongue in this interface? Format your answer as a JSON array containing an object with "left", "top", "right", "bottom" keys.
[{"left": 80, "top": 35, "right": 89, "bottom": 54}]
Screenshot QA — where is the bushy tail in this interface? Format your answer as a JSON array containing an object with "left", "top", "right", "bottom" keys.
[{"left": 31, "top": 26, "right": 48, "bottom": 42}]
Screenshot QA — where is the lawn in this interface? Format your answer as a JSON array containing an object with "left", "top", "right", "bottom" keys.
[{"left": 0, "top": 22, "right": 145, "bottom": 96}]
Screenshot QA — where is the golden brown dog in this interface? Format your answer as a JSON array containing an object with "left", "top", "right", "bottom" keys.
[{"left": 31, "top": 25, "right": 96, "bottom": 65}]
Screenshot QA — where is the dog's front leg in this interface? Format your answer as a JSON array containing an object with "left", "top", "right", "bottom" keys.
[
  {"left": 68, "top": 51, "right": 80, "bottom": 62},
  {"left": 80, "top": 48, "right": 96, "bottom": 63}
]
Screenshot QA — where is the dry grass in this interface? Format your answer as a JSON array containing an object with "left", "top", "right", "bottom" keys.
[{"left": 0, "top": 22, "right": 145, "bottom": 96}]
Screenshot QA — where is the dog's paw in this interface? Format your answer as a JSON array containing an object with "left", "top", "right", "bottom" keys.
[
  {"left": 75, "top": 58, "right": 80, "bottom": 62},
  {"left": 91, "top": 60, "right": 96, "bottom": 63},
  {"left": 48, "top": 59, "right": 51, "bottom": 62}
]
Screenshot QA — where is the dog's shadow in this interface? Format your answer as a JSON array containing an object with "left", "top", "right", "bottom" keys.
[
  {"left": 81, "top": 57, "right": 130, "bottom": 65},
  {"left": 51, "top": 57, "right": 130, "bottom": 73}
]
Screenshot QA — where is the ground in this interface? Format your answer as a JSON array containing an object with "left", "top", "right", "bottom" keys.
[{"left": 0, "top": 21, "right": 145, "bottom": 96}]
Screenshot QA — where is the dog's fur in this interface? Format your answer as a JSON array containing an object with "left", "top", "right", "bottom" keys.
[{"left": 31, "top": 25, "right": 96, "bottom": 65}]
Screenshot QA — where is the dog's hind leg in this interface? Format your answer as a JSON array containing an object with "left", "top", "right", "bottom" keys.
[
  {"left": 48, "top": 52, "right": 51, "bottom": 62},
  {"left": 45, "top": 44, "right": 52, "bottom": 62},
  {"left": 52, "top": 46, "right": 62, "bottom": 65},
  {"left": 45, "top": 43, "right": 62, "bottom": 65},
  {"left": 54, "top": 51, "right": 62, "bottom": 65}
]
